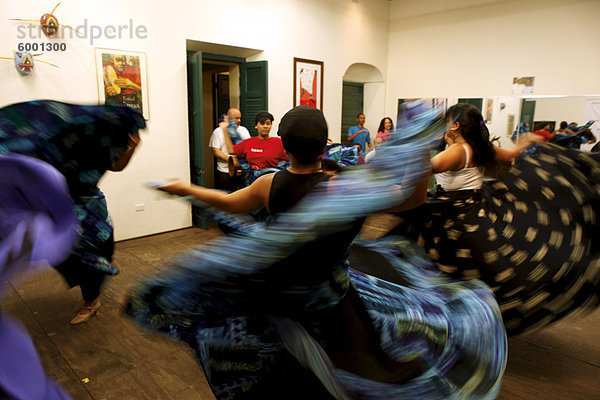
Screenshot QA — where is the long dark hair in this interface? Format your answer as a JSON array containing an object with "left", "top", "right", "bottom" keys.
[
  {"left": 445, "top": 103, "right": 495, "bottom": 167},
  {"left": 377, "top": 117, "right": 393, "bottom": 133}
]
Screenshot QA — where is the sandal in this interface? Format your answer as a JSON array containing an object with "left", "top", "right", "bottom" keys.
[{"left": 70, "top": 300, "right": 101, "bottom": 325}]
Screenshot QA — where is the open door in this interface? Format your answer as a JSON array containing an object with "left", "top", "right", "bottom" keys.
[
  {"left": 240, "top": 61, "right": 268, "bottom": 137},
  {"left": 187, "top": 51, "right": 207, "bottom": 229}
]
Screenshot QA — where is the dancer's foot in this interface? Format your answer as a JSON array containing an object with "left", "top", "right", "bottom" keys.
[{"left": 70, "top": 300, "right": 101, "bottom": 325}]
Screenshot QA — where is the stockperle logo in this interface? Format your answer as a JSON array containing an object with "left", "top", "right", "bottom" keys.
[{"left": 17, "top": 19, "right": 148, "bottom": 45}]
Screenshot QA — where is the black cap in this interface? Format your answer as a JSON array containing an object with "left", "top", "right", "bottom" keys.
[{"left": 278, "top": 106, "right": 328, "bottom": 164}]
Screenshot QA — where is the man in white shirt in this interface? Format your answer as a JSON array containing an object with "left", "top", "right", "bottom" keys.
[{"left": 209, "top": 108, "right": 251, "bottom": 191}]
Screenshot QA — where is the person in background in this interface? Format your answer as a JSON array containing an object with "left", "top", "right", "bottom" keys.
[
  {"left": 531, "top": 121, "right": 553, "bottom": 141},
  {"left": 511, "top": 121, "right": 530, "bottom": 143},
  {"left": 347, "top": 113, "right": 371, "bottom": 157},
  {"left": 352, "top": 144, "right": 366, "bottom": 164},
  {"left": 551, "top": 121, "right": 596, "bottom": 149},
  {"left": 376, "top": 117, "right": 394, "bottom": 142},
  {"left": 554, "top": 121, "right": 569, "bottom": 135},
  {"left": 209, "top": 108, "right": 250, "bottom": 191},
  {"left": 232, "top": 111, "right": 288, "bottom": 171}
]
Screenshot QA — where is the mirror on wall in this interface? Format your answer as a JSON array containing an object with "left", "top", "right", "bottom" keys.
[{"left": 397, "top": 96, "right": 600, "bottom": 150}]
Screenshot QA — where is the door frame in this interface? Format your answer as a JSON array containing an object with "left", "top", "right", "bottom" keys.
[
  {"left": 186, "top": 51, "right": 267, "bottom": 228},
  {"left": 186, "top": 50, "right": 207, "bottom": 229}
]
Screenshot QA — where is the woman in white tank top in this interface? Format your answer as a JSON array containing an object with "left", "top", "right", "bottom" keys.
[
  {"left": 431, "top": 105, "right": 531, "bottom": 191},
  {"left": 388, "top": 102, "right": 600, "bottom": 335}
]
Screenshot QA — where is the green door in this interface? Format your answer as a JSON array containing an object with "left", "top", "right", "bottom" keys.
[
  {"left": 186, "top": 51, "right": 207, "bottom": 229},
  {"left": 520, "top": 99, "right": 536, "bottom": 131},
  {"left": 341, "top": 82, "right": 364, "bottom": 146},
  {"left": 240, "top": 61, "right": 268, "bottom": 137}
]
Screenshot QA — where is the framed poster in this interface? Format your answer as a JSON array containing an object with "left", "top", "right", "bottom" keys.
[
  {"left": 95, "top": 48, "right": 149, "bottom": 119},
  {"left": 507, "top": 114, "right": 515, "bottom": 137},
  {"left": 293, "top": 57, "right": 323, "bottom": 110},
  {"left": 485, "top": 98, "right": 493, "bottom": 123}
]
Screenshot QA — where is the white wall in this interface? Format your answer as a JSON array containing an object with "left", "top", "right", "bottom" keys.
[
  {"left": 386, "top": 0, "right": 600, "bottom": 118},
  {"left": 7, "top": 0, "right": 597, "bottom": 241},
  {"left": 1, "top": 0, "right": 390, "bottom": 240},
  {"left": 531, "top": 96, "right": 591, "bottom": 126},
  {"left": 364, "top": 82, "right": 386, "bottom": 140}
]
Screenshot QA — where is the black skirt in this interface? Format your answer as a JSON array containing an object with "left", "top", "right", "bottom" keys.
[{"left": 387, "top": 143, "right": 600, "bottom": 335}]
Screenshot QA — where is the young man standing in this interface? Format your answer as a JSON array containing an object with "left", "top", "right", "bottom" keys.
[{"left": 347, "top": 113, "right": 371, "bottom": 157}]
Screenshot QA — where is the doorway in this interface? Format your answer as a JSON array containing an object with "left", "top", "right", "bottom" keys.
[
  {"left": 186, "top": 48, "right": 268, "bottom": 228},
  {"left": 340, "top": 63, "right": 385, "bottom": 146},
  {"left": 520, "top": 99, "right": 536, "bottom": 131},
  {"left": 200, "top": 59, "right": 240, "bottom": 191},
  {"left": 341, "top": 82, "right": 364, "bottom": 146}
]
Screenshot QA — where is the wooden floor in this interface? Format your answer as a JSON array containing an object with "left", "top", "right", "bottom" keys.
[{"left": 2, "top": 220, "right": 599, "bottom": 400}]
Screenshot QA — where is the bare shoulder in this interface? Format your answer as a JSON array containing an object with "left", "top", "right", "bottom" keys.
[
  {"left": 249, "top": 172, "right": 276, "bottom": 196},
  {"left": 431, "top": 144, "right": 465, "bottom": 173}
]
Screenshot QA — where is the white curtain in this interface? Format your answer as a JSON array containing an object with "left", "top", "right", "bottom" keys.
[{"left": 580, "top": 98, "right": 600, "bottom": 152}]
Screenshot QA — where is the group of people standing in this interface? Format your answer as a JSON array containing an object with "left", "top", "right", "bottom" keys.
[
  {"left": 209, "top": 108, "right": 289, "bottom": 191},
  {"left": 513, "top": 119, "right": 596, "bottom": 150},
  {"left": 209, "top": 108, "right": 395, "bottom": 185},
  {"left": 346, "top": 113, "right": 396, "bottom": 163},
  {"left": 2, "top": 99, "right": 600, "bottom": 399}
]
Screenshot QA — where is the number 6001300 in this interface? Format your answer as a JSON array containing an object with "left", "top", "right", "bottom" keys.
[{"left": 17, "top": 42, "right": 66, "bottom": 52}]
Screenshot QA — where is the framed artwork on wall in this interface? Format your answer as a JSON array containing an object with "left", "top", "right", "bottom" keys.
[
  {"left": 512, "top": 76, "right": 535, "bottom": 94},
  {"left": 293, "top": 57, "right": 323, "bottom": 110},
  {"left": 95, "top": 48, "right": 149, "bottom": 119},
  {"left": 485, "top": 98, "right": 494, "bottom": 123},
  {"left": 507, "top": 114, "right": 515, "bottom": 137}
]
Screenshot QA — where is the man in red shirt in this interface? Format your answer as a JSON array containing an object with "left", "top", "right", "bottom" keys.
[
  {"left": 531, "top": 122, "right": 553, "bottom": 141},
  {"left": 233, "top": 111, "right": 288, "bottom": 170}
]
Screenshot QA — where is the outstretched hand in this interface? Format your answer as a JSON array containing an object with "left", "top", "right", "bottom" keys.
[
  {"left": 157, "top": 179, "right": 192, "bottom": 197},
  {"left": 510, "top": 133, "right": 542, "bottom": 154}
]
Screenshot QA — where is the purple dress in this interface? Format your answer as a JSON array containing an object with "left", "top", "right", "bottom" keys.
[{"left": 0, "top": 153, "right": 77, "bottom": 400}]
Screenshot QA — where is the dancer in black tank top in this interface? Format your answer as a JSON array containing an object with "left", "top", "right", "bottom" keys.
[
  {"left": 268, "top": 169, "right": 329, "bottom": 215},
  {"left": 150, "top": 106, "right": 432, "bottom": 398}
]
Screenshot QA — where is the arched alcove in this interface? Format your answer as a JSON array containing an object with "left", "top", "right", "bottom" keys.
[
  {"left": 343, "top": 63, "right": 384, "bottom": 84},
  {"left": 341, "top": 63, "right": 385, "bottom": 144}
]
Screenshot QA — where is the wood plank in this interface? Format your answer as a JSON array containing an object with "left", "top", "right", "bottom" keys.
[
  {"left": 1, "top": 283, "right": 94, "bottom": 400},
  {"left": 498, "top": 337, "right": 600, "bottom": 400},
  {"left": 4, "top": 225, "right": 600, "bottom": 399},
  {"left": 83, "top": 349, "right": 217, "bottom": 400},
  {"left": 518, "top": 308, "right": 600, "bottom": 368}
]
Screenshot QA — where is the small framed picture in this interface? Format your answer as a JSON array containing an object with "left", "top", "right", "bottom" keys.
[
  {"left": 293, "top": 57, "right": 323, "bottom": 110},
  {"left": 512, "top": 76, "right": 535, "bottom": 95},
  {"left": 485, "top": 98, "right": 493, "bottom": 123},
  {"left": 95, "top": 48, "right": 149, "bottom": 119}
]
